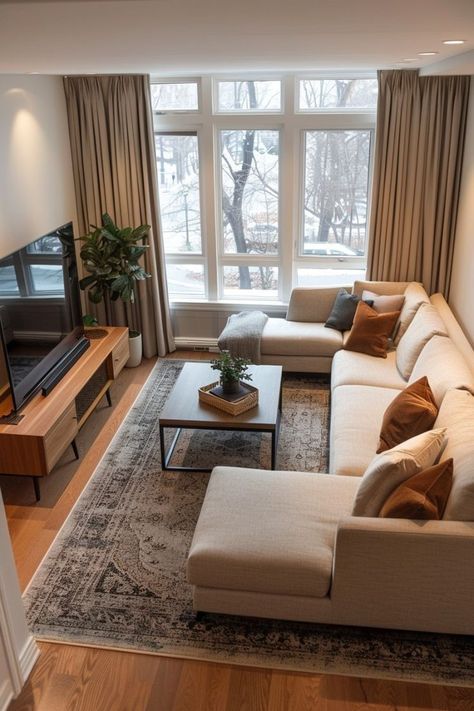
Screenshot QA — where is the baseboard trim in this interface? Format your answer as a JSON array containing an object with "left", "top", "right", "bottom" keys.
[
  {"left": 19, "top": 635, "right": 39, "bottom": 683},
  {"left": 0, "top": 679, "right": 14, "bottom": 711},
  {"left": 174, "top": 337, "right": 219, "bottom": 352}
]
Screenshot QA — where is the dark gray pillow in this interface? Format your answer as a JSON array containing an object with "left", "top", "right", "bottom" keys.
[{"left": 325, "top": 289, "right": 373, "bottom": 331}]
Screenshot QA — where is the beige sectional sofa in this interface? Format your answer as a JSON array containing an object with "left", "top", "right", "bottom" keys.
[{"left": 187, "top": 281, "right": 474, "bottom": 635}]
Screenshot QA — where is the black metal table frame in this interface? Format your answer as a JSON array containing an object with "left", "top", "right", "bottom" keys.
[{"left": 159, "top": 387, "right": 282, "bottom": 473}]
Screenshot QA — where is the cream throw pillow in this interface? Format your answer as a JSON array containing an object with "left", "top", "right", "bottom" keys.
[
  {"left": 352, "top": 428, "right": 447, "bottom": 518},
  {"left": 362, "top": 290, "right": 405, "bottom": 315},
  {"left": 394, "top": 282, "right": 430, "bottom": 345},
  {"left": 435, "top": 389, "right": 474, "bottom": 521},
  {"left": 396, "top": 303, "right": 448, "bottom": 380}
]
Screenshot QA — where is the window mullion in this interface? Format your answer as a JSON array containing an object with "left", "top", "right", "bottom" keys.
[
  {"left": 199, "top": 78, "right": 219, "bottom": 300},
  {"left": 280, "top": 81, "right": 297, "bottom": 302}
]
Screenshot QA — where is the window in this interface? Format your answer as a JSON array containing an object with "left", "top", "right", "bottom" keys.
[
  {"left": 0, "top": 260, "right": 19, "bottom": 294},
  {"left": 302, "top": 130, "right": 371, "bottom": 258},
  {"left": 220, "top": 129, "right": 279, "bottom": 255},
  {"left": 155, "top": 133, "right": 206, "bottom": 298},
  {"left": 165, "top": 263, "right": 206, "bottom": 297},
  {"left": 0, "top": 234, "right": 64, "bottom": 297},
  {"left": 155, "top": 133, "right": 202, "bottom": 254},
  {"left": 216, "top": 80, "right": 281, "bottom": 112},
  {"left": 297, "top": 266, "right": 366, "bottom": 287},
  {"left": 298, "top": 78, "right": 378, "bottom": 111},
  {"left": 152, "top": 75, "right": 376, "bottom": 303},
  {"left": 151, "top": 81, "right": 199, "bottom": 112},
  {"left": 222, "top": 266, "right": 279, "bottom": 298}
]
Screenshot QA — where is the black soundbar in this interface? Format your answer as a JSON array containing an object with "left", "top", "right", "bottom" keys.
[{"left": 41, "top": 336, "right": 90, "bottom": 396}]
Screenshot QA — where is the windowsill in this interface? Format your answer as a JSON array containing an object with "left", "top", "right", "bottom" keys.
[
  {"left": 0, "top": 295, "right": 64, "bottom": 301},
  {"left": 169, "top": 299, "right": 288, "bottom": 312}
]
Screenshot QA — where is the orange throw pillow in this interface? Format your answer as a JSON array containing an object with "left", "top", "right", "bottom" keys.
[
  {"left": 344, "top": 301, "right": 400, "bottom": 358},
  {"left": 379, "top": 459, "right": 453, "bottom": 520},
  {"left": 377, "top": 376, "right": 438, "bottom": 453}
]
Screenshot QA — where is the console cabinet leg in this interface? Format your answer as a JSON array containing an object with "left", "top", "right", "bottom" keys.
[{"left": 32, "top": 477, "right": 41, "bottom": 502}]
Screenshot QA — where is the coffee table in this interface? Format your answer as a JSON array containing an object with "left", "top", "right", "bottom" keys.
[{"left": 159, "top": 362, "right": 283, "bottom": 472}]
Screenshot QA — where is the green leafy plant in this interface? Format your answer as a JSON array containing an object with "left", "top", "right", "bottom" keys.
[
  {"left": 82, "top": 314, "right": 98, "bottom": 327},
  {"left": 211, "top": 351, "right": 252, "bottom": 385},
  {"left": 78, "top": 213, "right": 151, "bottom": 328}
]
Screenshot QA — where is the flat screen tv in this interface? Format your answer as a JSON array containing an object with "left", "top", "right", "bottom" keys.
[{"left": 0, "top": 222, "right": 89, "bottom": 418}]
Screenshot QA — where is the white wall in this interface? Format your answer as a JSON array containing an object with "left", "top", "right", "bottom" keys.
[
  {"left": 0, "top": 493, "right": 39, "bottom": 710},
  {"left": 449, "top": 77, "right": 474, "bottom": 345},
  {"left": 0, "top": 635, "right": 14, "bottom": 711},
  {"left": 0, "top": 74, "right": 76, "bottom": 259},
  {"left": 0, "top": 75, "right": 69, "bottom": 704}
]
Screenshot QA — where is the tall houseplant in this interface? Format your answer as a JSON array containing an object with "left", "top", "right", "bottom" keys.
[{"left": 78, "top": 213, "right": 151, "bottom": 367}]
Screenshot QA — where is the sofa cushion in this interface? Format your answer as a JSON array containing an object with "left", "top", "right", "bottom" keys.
[
  {"left": 352, "top": 428, "right": 447, "bottom": 518},
  {"left": 352, "top": 280, "right": 411, "bottom": 297},
  {"left": 331, "top": 349, "right": 406, "bottom": 391},
  {"left": 325, "top": 288, "right": 373, "bottom": 331},
  {"left": 394, "top": 282, "right": 431, "bottom": 344},
  {"left": 261, "top": 318, "right": 343, "bottom": 357},
  {"left": 286, "top": 286, "right": 346, "bottom": 323},
  {"left": 344, "top": 302, "right": 400, "bottom": 358},
  {"left": 379, "top": 459, "right": 453, "bottom": 520},
  {"left": 330, "top": 384, "right": 401, "bottom": 476},
  {"left": 377, "top": 377, "right": 438, "bottom": 453},
  {"left": 409, "top": 335, "right": 474, "bottom": 407},
  {"left": 362, "top": 290, "right": 405, "bottom": 315},
  {"left": 396, "top": 303, "right": 448, "bottom": 379},
  {"left": 187, "top": 467, "right": 360, "bottom": 599},
  {"left": 435, "top": 389, "right": 474, "bottom": 521}
]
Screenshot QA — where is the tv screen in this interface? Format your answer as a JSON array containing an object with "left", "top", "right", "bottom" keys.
[{"left": 0, "top": 222, "right": 85, "bottom": 416}]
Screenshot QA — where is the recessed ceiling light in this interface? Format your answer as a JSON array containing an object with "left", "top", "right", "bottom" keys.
[
  {"left": 443, "top": 39, "right": 465, "bottom": 45},
  {"left": 402, "top": 58, "right": 417, "bottom": 62},
  {"left": 418, "top": 51, "right": 438, "bottom": 56}
]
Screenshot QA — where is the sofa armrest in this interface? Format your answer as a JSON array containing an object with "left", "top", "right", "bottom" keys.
[
  {"left": 331, "top": 516, "right": 474, "bottom": 634},
  {"left": 286, "top": 286, "right": 349, "bottom": 323}
]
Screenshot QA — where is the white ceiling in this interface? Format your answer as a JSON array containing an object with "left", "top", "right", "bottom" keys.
[{"left": 0, "top": 0, "right": 473, "bottom": 76}]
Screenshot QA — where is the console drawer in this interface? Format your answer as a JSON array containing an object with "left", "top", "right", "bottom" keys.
[
  {"left": 111, "top": 333, "right": 129, "bottom": 378},
  {"left": 43, "top": 401, "right": 78, "bottom": 472}
]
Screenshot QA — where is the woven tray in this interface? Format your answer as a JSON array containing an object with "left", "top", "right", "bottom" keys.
[{"left": 198, "top": 381, "right": 258, "bottom": 416}]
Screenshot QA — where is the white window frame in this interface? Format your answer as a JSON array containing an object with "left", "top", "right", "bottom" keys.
[
  {"left": 151, "top": 77, "right": 202, "bottom": 115},
  {"left": 217, "top": 124, "right": 282, "bottom": 300},
  {"left": 296, "top": 72, "right": 378, "bottom": 114},
  {"left": 152, "top": 74, "right": 376, "bottom": 306},
  {"left": 154, "top": 129, "right": 208, "bottom": 300},
  {"left": 213, "top": 76, "right": 284, "bottom": 115},
  {"left": 296, "top": 126, "right": 375, "bottom": 268}
]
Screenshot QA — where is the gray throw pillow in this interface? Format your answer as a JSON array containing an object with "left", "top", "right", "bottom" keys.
[{"left": 325, "top": 288, "right": 373, "bottom": 331}]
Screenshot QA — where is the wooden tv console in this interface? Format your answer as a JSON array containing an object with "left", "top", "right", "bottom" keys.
[{"left": 0, "top": 327, "right": 129, "bottom": 501}]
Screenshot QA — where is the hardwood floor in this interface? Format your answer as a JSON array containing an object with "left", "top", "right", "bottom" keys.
[{"left": 4, "top": 352, "right": 474, "bottom": 711}]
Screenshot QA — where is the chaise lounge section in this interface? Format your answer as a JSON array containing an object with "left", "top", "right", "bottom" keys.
[{"left": 187, "top": 281, "right": 474, "bottom": 635}]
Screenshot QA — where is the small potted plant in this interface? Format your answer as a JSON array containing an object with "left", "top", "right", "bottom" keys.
[{"left": 211, "top": 351, "right": 252, "bottom": 395}]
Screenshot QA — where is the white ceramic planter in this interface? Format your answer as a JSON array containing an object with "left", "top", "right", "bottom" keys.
[{"left": 126, "top": 332, "right": 143, "bottom": 368}]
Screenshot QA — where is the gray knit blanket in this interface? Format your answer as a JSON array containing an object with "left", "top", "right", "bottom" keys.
[{"left": 217, "top": 311, "right": 269, "bottom": 364}]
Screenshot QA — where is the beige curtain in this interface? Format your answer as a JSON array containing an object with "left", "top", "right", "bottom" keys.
[
  {"left": 367, "top": 70, "right": 470, "bottom": 296},
  {"left": 63, "top": 75, "right": 175, "bottom": 356}
]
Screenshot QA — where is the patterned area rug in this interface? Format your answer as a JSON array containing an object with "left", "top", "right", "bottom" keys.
[{"left": 23, "top": 360, "right": 474, "bottom": 686}]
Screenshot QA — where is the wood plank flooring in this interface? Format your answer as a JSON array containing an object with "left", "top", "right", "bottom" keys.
[{"left": 4, "top": 352, "right": 474, "bottom": 711}]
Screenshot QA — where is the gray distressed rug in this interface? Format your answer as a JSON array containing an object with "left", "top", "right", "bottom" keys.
[{"left": 23, "top": 360, "right": 474, "bottom": 687}]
